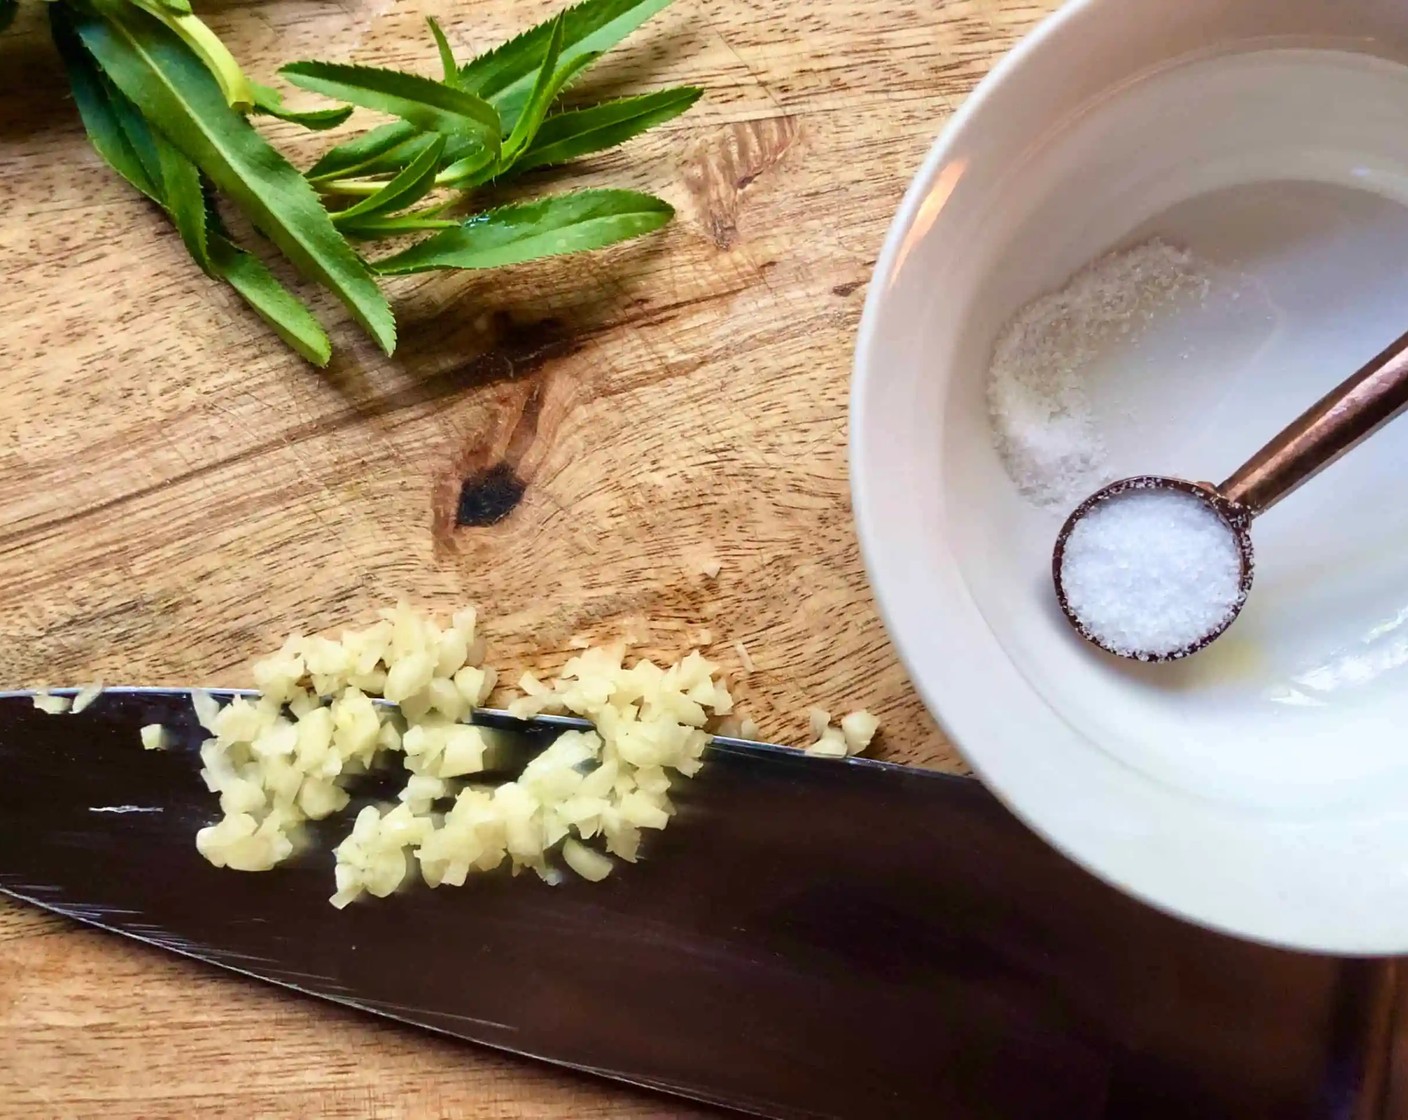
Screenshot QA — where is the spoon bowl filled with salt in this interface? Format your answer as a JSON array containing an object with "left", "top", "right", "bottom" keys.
[
  {"left": 1054, "top": 478, "right": 1251, "bottom": 661},
  {"left": 1054, "top": 325, "right": 1408, "bottom": 661}
]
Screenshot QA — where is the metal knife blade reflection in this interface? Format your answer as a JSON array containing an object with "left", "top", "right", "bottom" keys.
[{"left": 0, "top": 688, "right": 1398, "bottom": 1119}]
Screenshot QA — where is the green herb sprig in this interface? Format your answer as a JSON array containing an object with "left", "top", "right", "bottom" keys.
[{"left": 15, "top": 0, "right": 700, "bottom": 365}]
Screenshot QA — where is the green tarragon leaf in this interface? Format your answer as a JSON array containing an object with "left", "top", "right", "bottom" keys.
[
  {"left": 437, "top": 143, "right": 497, "bottom": 188},
  {"left": 53, "top": 4, "right": 332, "bottom": 364},
  {"left": 56, "top": 0, "right": 207, "bottom": 281},
  {"left": 304, "top": 122, "right": 432, "bottom": 182},
  {"left": 250, "top": 82, "right": 353, "bottom": 131},
  {"left": 516, "top": 86, "right": 701, "bottom": 171},
  {"left": 337, "top": 210, "right": 459, "bottom": 242},
  {"left": 426, "top": 16, "right": 459, "bottom": 85},
  {"left": 448, "top": 32, "right": 603, "bottom": 187},
  {"left": 447, "top": 45, "right": 603, "bottom": 190},
  {"left": 151, "top": 126, "right": 214, "bottom": 273},
  {"left": 78, "top": 0, "right": 395, "bottom": 354},
  {"left": 375, "top": 188, "right": 672, "bottom": 274},
  {"left": 107, "top": 90, "right": 165, "bottom": 195},
  {"left": 281, "top": 61, "right": 500, "bottom": 145},
  {"left": 332, "top": 135, "right": 445, "bottom": 224},
  {"left": 305, "top": 0, "right": 677, "bottom": 185},
  {"left": 49, "top": 2, "right": 160, "bottom": 199},
  {"left": 458, "top": 0, "right": 675, "bottom": 130},
  {"left": 499, "top": 15, "right": 565, "bottom": 165},
  {"left": 206, "top": 233, "right": 334, "bottom": 365},
  {"left": 205, "top": 180, "right": 335, "bottom": 365}
]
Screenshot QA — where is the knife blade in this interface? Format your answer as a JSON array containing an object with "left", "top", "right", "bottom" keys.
[{"left": 0, "top": 688, "right": 1398, "bottom": 1120}]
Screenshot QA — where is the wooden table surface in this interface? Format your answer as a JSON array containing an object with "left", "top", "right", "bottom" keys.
[{"left": 0, "top": 0, "right": 1052, "bottom": 1114}]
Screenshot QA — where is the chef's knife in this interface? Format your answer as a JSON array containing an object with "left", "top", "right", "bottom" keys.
[{"left": 0, "top": 688, "right": 1400, "bottom": 1120}]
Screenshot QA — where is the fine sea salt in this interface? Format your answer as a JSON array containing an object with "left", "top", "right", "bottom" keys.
[
  {"left": 985, "top": 239, "right": 1211, "bottom": 507},
  {"left": 1058, "top": 486, "right": 1245, "bottom": 659}
]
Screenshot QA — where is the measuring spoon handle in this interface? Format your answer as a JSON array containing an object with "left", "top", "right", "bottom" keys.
[{"left": 1218, "top": 326, "right": 1408, "bottom": 515}]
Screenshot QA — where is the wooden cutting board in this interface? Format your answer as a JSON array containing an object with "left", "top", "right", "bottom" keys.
[{"left": 0, "top": 0, "right": 1051, "bottom": 1114}]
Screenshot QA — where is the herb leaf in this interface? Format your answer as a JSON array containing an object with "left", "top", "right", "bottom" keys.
[
  {"left": 53, "top": 4, "right": 331, "bottom": 363},
  {"left": 281, "top": 61, "right": 500, "bottom": 146},
  {"left": 250, "top": 82, "right": 353, "bottom": 130},
  {"left": 303, "top": 0, "right": 680, "bottom": 188},
  {"left": 426, "top": 17, "right": 459, "bottom": 85},
  {"left": 203, "top": 179, "right": 333, "bottom": 366},
  {"left": 305, "top": 122, "right": 426, "bottom": 181},
  {"left": 108, "top": 92, "right": 166, "bottom": 192},
  {"left": 332, "top": 135, "right": 445, "bottom": 224},
  {"left": 151, "top": 128, "right": 214, "bottom": 273},
  {"left": 458, "top": 0, "right": 675, "bottom": 130},
  {"left": 375, "top": 188, "right": 672, "bottom": 274},
  {"left": 437, "top": 144, "right": 497, "bottom": 188},
  {"left": 517, "top": 86, "right": 700, "bottom": 171},
  {"left": 338, "top": 211, "right": 460, "bottom": 241},
  {"left": 79, "top": 0, "right": 395, "bottom": 353},
  {"left": 499, "top": 15, "right": 565, "bottom": 165},
  {"left": 48, "top": 0, "right": 692, "bottom": 366},
  {"left": 202, "top": 186, "right": 332, "bottom": 366},
  {"left": 207, "top": 234, "right": 334, "bottom": 365},
  {"left": 49, "top": 3, "right": 161, "bottom": 199},
  {"left": 449, "top": 40, "right": 603, "bottom": 188}
]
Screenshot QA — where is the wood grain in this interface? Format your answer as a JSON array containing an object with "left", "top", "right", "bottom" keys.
[{"left": 0, "top": 0, "right": 1054, "bottom": 1115}]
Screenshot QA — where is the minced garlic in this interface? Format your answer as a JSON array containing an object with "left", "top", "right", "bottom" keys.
[
  {"left": 187, "top": 603, "right": 878, "bottom": 907},
  {"left": 804, "top": 709, "right": 879, "bottom": 758},
  {"left": 32, "top": 689, "right": 71, "bottom": 715},
  {"left": 140, "top": 723, "right": 170, "bottom": 751},
  {"left": 189, "top": 605, "right": 736, "bottom": 908},
  {"left": 70, "top": 682, "right": 104, "bottom": 714}
]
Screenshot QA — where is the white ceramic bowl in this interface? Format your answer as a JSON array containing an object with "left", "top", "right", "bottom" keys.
[{"left": 852, "top": 0, "right": 1408, "bottom": 953}]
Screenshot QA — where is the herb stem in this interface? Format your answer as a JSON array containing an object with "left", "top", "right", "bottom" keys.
[
  {"left": 433, "top": 168, "right": 475, "bottom": 188},
  {"left": 316, "top": 151, "right": 491, "bottom": 196},
  {"left": 322, "top": 168, "right": 475, "bottom": 198},
  {"left": 129, "top": 1, "right": 253, "bottom": 110},
  {"left": 319, "top": 178, "right": 393, "bottom": 197}
]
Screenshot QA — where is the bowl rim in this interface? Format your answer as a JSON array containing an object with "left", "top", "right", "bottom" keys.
[
  {"left": 851, "top": 0, "right": 1117, "bottom": 914},
  {"left": 851, "top": 0, "right": 1102, "bottom": 838}
]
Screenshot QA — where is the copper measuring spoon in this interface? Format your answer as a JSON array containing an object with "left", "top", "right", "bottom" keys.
[{"left": 1052, "top": 326, "right": 1408, "bottom": 661}]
